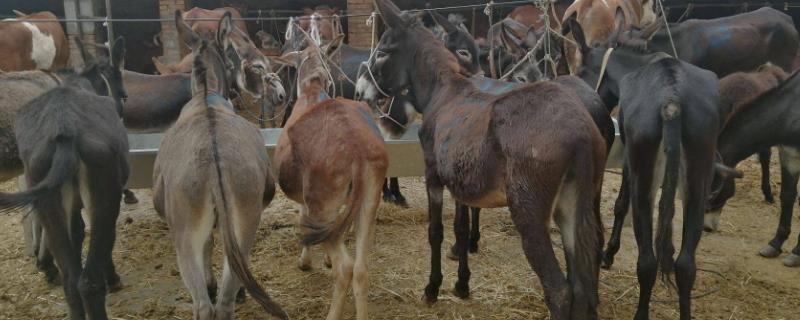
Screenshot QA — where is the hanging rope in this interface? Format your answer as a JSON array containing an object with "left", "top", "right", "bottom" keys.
[
  {"left": 656, "top": 0, "right": 679, "bottom": 58},
  {"left": 486, "top": 0, "right": 497, "bottom": 79}
]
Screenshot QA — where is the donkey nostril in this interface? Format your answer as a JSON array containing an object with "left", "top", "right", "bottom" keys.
[
  {"left": 355, "top": 91, "right": 362, "bottom": 101},
  {"left": 277, "top": 93, "right": 285, "bottom": 102}
]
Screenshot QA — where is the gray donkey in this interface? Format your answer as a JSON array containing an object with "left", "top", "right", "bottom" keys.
[
  {"left": 0, "top": 37, "right": 129, "bottom": 320},
  {"left": 152, "top": 11, "right": 287, "bottom": 320}
]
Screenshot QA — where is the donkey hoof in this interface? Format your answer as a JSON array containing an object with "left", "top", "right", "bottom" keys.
[
  {"left": 422, "top": 286, "right": 439, "bottom": 305},
  {"left": 468, "top": 242, "right": 479, "bottom": 254},
  {"left": 123, "top": 191, "right": 139, "bottom": 204},
  {"left": 759, "top": 245, "right": 782, "bottom": 258},
  {"left": 393, "top": 195, "right": 410, "bottom": 208},
  {"left": 324, "top": 254, "right": 332, "bottom": 269},
  {"left": 764, "top": 194, "right": 775, "bottom": 204},
  {"left": 107, "top": 280, "right": 124, "bottom": 293},
  {"left": 298, "top": 261, "right": 311, "bottom": 271},
  {"left": 703, "top": 212, "right": 720, "bottom": 232},
  {"left": 446, "top": 245, "right": 459, "bottom": 261},
  {"left": 235, "top": 287, "right": 247, "bottom": 304},
  {"left": 453, "top": 282, "right": 470, "bottom": 299},
  {"left": 783, "top": 254, "right": 800, "bottom": 267},
  {"left": 43, "top": 271, "right": 61, "bottom": 286}
]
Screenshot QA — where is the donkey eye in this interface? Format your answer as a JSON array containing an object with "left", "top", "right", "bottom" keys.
[
  {"left": 514, "top": 76, "right": 527, "bottom": 83},
  {"left": 456, "top": 49, "right": 471, "bottom": 59},
  {"left": 375, "top": 51, "right": 388, "bottom": 60}
]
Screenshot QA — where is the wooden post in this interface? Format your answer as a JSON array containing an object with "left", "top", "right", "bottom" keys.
[
  {"left": 158, "top": 0, "right": 186, "bottom": 64},
  {"left": 347, "top": 0, "right": 373, "bottom": 48}
]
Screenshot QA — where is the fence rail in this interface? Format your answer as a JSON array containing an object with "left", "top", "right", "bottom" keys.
[{"left": 125, "top": 122, "right": 623, "bottom": 189}]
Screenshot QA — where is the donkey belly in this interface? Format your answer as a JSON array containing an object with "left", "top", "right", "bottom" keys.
[{"left": 458, "top": 187, "right": 508, "bottom": 208}]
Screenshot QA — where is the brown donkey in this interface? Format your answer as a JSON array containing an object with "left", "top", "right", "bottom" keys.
[
  {"left": 358, "top": 1, "right": 607, "bottom": 318},
  {"left": 152, "top": 12, "right": 287, "bottom": 320},
  {"left": 274, "top": 34, "right": 388, "bottom": 320}
]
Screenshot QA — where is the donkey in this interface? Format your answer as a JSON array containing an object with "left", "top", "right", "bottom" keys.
[
  {"left": 569, "top": 18, "right": 723, "bottom": 319},
  {"left": 1, "top": 38, "right": 131, "bottom": 282},
  {"left": 274, "top": 34, "right": 388, "bottom": 320},
  {"left": 121, "top": 70, "right": 192, "bottom": 133},
  {"left": 359, "top": 1, "right": 607, "bottom": 318},
  {"left": 0, "top": 36, "right": 128, "bottom": 320},
  {"left": 152, "top": 11, "right": 288, "bottom": 320},
  {"left": 362, "top": 73, "right": 615, "bottom": 261},
  {"left": 709, "top": 70, "right": 800, "bottom": 268}
]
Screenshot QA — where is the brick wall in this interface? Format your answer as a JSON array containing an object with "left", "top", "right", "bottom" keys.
[
  {"left": 158, "top": 0, "right": 186, "bottom": 64},
  {"left": 347, "top": 0, "right": 374, "bottom": 48}
]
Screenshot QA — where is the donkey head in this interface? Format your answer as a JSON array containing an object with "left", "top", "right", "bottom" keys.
[
  {"left": 276, "top": 29, "right": 344, "bottom": 99},
  {"left": 174, "top": 10, "right": 227, "bottom": 97},
  {"left": 75, "top": 36, "right": 127, "bottom": 116},
  {"left": 216, "top": 13, "right": 286, "bottom": 105},
  {"left": 430, "top": 11, "right": 481, "bottom": 75},
  {"left": 706, "top": 161, "right": 744, "bottom": 231}
]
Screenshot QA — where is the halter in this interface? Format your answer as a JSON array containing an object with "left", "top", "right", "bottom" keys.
[
  {"left": 360, "top": 11, "right": 409, "bottom": 129},
  {"left": 595, "top": 47, "right": 615, "bottom": 92}
]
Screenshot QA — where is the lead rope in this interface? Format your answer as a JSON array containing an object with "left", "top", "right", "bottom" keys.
[
  {"left": 656, "top": 0, "right": 678, "bottom": 58},
  {"left": 362, "top": 12, "right": 406, "bottom": 130},
  {"left": 595, "top": 47, "right": 614, "bottom": 92}
]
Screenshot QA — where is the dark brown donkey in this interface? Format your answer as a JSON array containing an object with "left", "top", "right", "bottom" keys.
[
  {"left": 152, "top": 12, "right": 287, "bottom": 320},
  {"left": 709, "top": 70, "right": 800, "bottom": 268},
  {"left": 0, "top": 37, "right": 128, "bottom": 320},
  {"left": 569, "top": 18, "right": 724, "bottom": 320},
  {"left": 274, "top": 33, "right": 388, "bottom": 320},
  {"left": 358, "top": 1, "right": 607, "bottom": 318}
]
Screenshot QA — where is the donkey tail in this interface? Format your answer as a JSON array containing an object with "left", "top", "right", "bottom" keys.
[
  {"left": 568, "top": 145, "right": 605, "bottom": 316},
  {"left": 656, "top": 101, "right": 681, "bottom": 284},
  {"left": 300, "top": 163, "right": 366, "bottom": 246},
  {"left": 209, "top": 150, "right": 288, "bottom": 320},
  {"left": 0, "top": 135, "right": 77, "bottom": 214}
]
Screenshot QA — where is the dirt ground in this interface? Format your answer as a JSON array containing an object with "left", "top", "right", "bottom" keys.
[{"left": 0, "top": 152, "right": 799, "bottom": 320}]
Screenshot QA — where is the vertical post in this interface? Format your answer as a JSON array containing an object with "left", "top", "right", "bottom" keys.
[
  {"left": 64, "top": 0, "right": 97, "bottom": 68},
  {"left": 104, "top": 0, "right": 114, "bottom": 42},
  {"left": 346, "top": 0, "right": 374, "bottom": 48}
]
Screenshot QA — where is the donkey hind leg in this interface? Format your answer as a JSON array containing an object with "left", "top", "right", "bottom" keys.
[
  {"left": 324, "top": 239, "right": 354, "bottom": 320},
  {"left": 603, "top": 165, "right": 630, "bottom": 269},
  {"left": 761, "top": 154, "right": 799, "bottom": 258},
  {"left": 630, "top": 152, "right": 659, "bottom": 320},
  {"left": 452, "top": 203, "right": 471, "bottom": 298},
  {"left": 554, "top": 178, "right": 602, "bottom": 319},
  {"left": 297, "top": 205, "right": 314, "bottom": 271},
  {"left": 37, "top": 190, "right": 86, "bottom": 319},
  {"left": 215, "top": 203, "right": 262, "bottom": 320},
  {"left": 507, "top": 173, "right": 570, "bottom": 319},
  {"left": 674, "top": 156, "right": 710, "bottom": 320},
  {"left": 758, "top": 148, "right": 775, "bottom": 203},
  {"left": 447, "top": 206, "right": 481, "bottom": 261},
  {"left": 172, "top": 202, "right": 216, "bottom": 320},
  {"left": 352, "top": 171, "right": 382, "bottom": 320},
  {"left": 204, "top": 235, "right": 218, "bottom": 303},
  {"left": 422, "top": 182, "right": 445, "bottom": 304},
  {"left": 78, "top": 165, "right": 124, "bottom": 319},
  {"left": 388, "top": 177, "right": 408, "bottom": 208}
]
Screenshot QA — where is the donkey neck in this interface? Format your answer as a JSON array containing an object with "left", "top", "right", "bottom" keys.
[
  {"left": 718, "top": 75, "right": 800, "bottom": 166},
  {"left": 290, "top": 79, "right": 330, "bottom": 120},
  {"left": 408, "top": 44, "right": 476, "bottom": 115}
]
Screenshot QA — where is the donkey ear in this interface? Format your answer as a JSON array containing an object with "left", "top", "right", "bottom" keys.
[
  {"left": 322, "top": 34, "right": 344, "bottom": 58},
  {"left": 500, "top": 22, "right": 526, "bottom": 56},
  {"left": 175, "top": 10, "right": 202, "bottom": 50},
  {"left": 429, "top": 10, "right": 456, "bottom": 34},
  {"left": 373, "top": 0, "right": 403, "bottom": 29},
  {"left": 565, "top": 18, "right": 590, "bottom": 53},
  {"left": 273, "top": 51, "right": 301, "bottom": 67},
  {"left": 74, "top": 36, "right": 95, "bottom": 66},
  {"left": 110, "top": 37, "right": 126, "bottom": 69},
  {"left": 216, "top": 11, "right": 234, "bottom": 49},
  {"left": 608, "top": 8, "right": 626, "bottom": 44},
  {"left": 12, "top": 9, "right": 26, "bottom": 17}
]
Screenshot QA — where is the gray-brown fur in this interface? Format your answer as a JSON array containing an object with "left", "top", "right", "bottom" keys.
[
  {"left": 275, "top": 31, "right": 388, "bottom": 320},
  {"left": 360, "top": 1, "right": 607, "bottom": 318},
  {"left": 152, "top": 11, "right": 286, "bottom": 320}
]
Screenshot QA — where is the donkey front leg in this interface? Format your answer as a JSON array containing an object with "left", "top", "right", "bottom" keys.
[
  {"left": 422, "top": 179, "right": 445, "bottom": 304},
  {"left": 760, "top": 162, "right": 799, "bottom": 258},
  {"left": 758, "top": 148, "right": 774, "bottom": 203},
  {"left": 603, "top": 165, "right": 630, "bottom": 269},
  {"left": 452, "top": 203, "right": 471, "bottom": 298}
]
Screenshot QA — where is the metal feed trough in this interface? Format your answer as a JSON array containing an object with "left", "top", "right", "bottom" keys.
[{"left": 126, "top": 122, "right": 623, "bottom": 189}]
